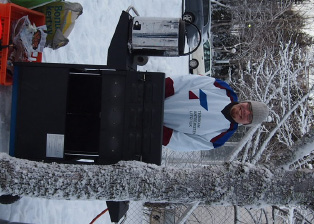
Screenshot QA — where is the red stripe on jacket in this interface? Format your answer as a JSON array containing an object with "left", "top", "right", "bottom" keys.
[
  {"left": 165, "top": 77, "right": 174, "bottom": 98},
  {"left": 163, "top": 77, "right": 175, "bottom": 146}
]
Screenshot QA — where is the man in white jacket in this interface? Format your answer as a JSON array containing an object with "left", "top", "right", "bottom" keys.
[{"left": 163, "top": 75, "right": 269, "bottom": 151}]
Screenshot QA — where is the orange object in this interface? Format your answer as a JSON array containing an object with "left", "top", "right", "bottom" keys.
[{"left": 0, "top": 3, "right": 45, "bottom": 86}]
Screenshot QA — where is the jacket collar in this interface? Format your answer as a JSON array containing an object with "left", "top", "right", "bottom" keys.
[{"left": 222, "top": 102, "right": 238, "bottom": 124}]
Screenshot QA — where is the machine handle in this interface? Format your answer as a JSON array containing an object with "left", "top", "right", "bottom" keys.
[{"left": 126, "top": 6, "right": 140, "bottom": 16}]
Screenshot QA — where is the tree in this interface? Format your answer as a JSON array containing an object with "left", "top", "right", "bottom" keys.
[
  {"left": 1, "top": 152, "right": 314, "bottom": 207},
  {"left": 228, "top": 40, "right": 313, "bottom": 165}
]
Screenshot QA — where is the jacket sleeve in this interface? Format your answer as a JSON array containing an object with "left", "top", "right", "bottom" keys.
[
  {"left": 169, "top": 75, "right": 217, "bottom": 93},
  {"left": 165, "top": 130, "right": 215, "bottom": 151}
]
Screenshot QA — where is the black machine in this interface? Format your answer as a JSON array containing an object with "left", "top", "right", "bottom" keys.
[
  {"left": 10, "top": 10, "right": 166, "bottom": 223},
  {"left": 10, "top": 63, "right": 164, "bottom": 165}
]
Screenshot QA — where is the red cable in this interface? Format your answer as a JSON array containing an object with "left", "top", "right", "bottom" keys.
[{"left": 90, "top": 208, "right": 109, "bottom": 224}]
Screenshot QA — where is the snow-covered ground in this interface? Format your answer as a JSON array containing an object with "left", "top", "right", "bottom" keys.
[{"left": 0, "top": 0, "right": 188, "bottom": 223}]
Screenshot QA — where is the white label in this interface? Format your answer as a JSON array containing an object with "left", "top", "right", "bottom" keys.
[{"left": 46, "top": 134, "right": 64, "bottom": 158}]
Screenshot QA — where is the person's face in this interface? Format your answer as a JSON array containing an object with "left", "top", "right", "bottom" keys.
[{"left": 230, "top": 102, "right": 253, "bottom": 124}]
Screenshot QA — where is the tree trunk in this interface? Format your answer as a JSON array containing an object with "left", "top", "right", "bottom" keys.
[{"left": 1, "top": 153, "right": 314, "bottom": 207}]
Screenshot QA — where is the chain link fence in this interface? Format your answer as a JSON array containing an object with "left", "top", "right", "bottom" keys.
[{"left": 120, "top": 201, "right": 314, "bottom": 224}]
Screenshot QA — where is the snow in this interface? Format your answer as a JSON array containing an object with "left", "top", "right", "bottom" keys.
[{"left": 0, "top": 0, "right": 188, "bottom": 223}]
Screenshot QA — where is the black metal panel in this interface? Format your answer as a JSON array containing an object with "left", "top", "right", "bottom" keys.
[
  {"left": 98, "top": 71, "right": 128, "bottom": 163},
  {"left": 141, "top": 73, "right": 165, "bottom": 164},
  {"left": 12, "top": 65, "right": 69, "bottom": 160},
  {"left": 107, "top": 11, "right": 136, "bottom": 70},
  {"left": 106, "top": 201, "right": 129, "bottom": 223},
  {"left": 98, "top": 71, "right": 164, "bottom": 165}
]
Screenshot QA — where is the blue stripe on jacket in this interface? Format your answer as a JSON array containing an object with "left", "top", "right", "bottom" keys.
[
  {"left": 211, "top": 79, "right": 239, "bottom": 148},
  {"left": 211, "top": 123, "right": 238, "bottom": 148},
  {"left": 214, "top": 79, "right": 238, "bottom": 102}
]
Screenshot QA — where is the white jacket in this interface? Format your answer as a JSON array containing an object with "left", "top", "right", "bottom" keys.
[{"left": 163, "top": 75, "right": 238, "bottom": 151}]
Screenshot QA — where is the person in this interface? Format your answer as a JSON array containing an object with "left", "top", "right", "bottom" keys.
[{"left": 163, "top": 74, "right": 269, "bottom": 151}]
